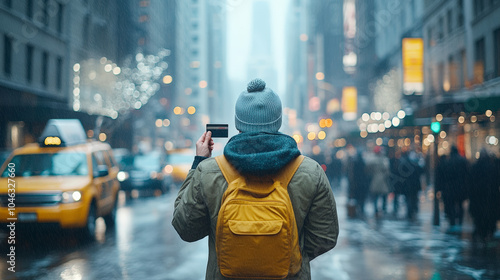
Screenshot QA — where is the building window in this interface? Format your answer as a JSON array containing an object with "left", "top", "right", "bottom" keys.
[
  {"left": 410, "top": 0, "right": 416, "bottom": 21},
  {"left": 57, "top": 3, "right": 64, "bottom": 33},
  {"left": 447, "top": 9, "right": 453, "bottom": 34},
  {"left": 43, "top": 0, "right": 49, "bottom": 26},
  {"left": 474, "top": 38, "right": 485, "bottom": 84},
  {"left": 438, "top": 62, "right": 444, "bottom": 94},
  {"left": 427, "top": 27, "right": 435, "bottom": 47},
  {"left": 56, "top": 57, "right": 62, "bottom": 90},
  {"left": 26, "top": 45, "right": 34, "bottom": 82},
  {"left": 42, "top": 51, "right": 48, "bottom": 87},
  {"left": 460, "top": 49, "right": 467, "bottom": 87},
  {"left": 139, "top": 14, "right": 149, "bottom": 23},
  {"left": 3, "top": 35, "right": 12, "bottom": 76},
  {"left": 83, "top": 15, "right": 90, "bottom": 48},
  {"left": 494, "top": 28, "right": 500, "bottom": 78},
  {"left": 2, "top": 0, "right": 12, "bottom": 8},
  {"left": 457, "top": 0, "right": 464, "bottom": 27},
  {"left": 438, "top": 17, "right": 444, "bottom": 40},
  {"left": 26, "top": 0, "right": 33, "bottom": 19},
  {"left": 474, "top": 0, "right": 485, "bottom": 17},
  {"left": 449, "top": 55, "right": 459, "bottom": 91}
]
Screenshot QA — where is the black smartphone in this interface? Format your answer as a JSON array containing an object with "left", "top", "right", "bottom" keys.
[{"left": 206, "top": 124, "right": 228, "bottom": 138}]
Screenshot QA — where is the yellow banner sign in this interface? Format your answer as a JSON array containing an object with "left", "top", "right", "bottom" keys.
[
  {"left": 402, "top": 38, "right": 424, "bottom": 94},
  {"left": 342, "top": 87, "right": 357, "bottom": 121}
]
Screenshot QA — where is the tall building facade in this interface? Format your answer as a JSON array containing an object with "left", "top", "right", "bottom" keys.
[
  {"left": 0, "top": 0, "right": 125, "bottom": 149},
  {"left": 285, "top": 0, "right": 353, "bottom": 154},
  {"left": 172, "top": 0, "right": 227, "bottom": 148},
  {"left": 284, "top": 0, "right": 309, "bottom": 134},
  {"left": 353, "top": 0, "right": 500, "bottom": 159},
  {"left": 420, "top": 0, "right": 500, "bottom": 158},
  {"left": 122, "top": 0, "right": 177, "bottom": 152}
]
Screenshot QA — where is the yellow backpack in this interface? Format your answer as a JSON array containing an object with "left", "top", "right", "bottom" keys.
[{"left": 215, "top": 155, "right": 304, "bottom": 279}]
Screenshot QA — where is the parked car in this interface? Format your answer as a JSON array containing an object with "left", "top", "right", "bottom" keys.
[
  {"left": 117, "top": 151, "right": 173, "bottom": 196},
  {"left": 0, "top": 119, "right": 120, "bottom": 241},
  {"left": 165, "top": 149, "right": 194, "bottom": 186},
  {"left": 0, "top": 150, "right": 12, "bottom": 167}
]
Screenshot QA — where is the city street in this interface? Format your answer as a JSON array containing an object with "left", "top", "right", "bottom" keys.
[
  {"left": 1, "top": 184, "right": 499, "bottom": 280},
  {"left": 1, "top": 0, "right": 500, "bottom": 279}
]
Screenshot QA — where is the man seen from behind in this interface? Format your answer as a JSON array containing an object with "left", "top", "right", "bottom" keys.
[{"left": 172, "top": 78, "right": 339, "bottom": 279}]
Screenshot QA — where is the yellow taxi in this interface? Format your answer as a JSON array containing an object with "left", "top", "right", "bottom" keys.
[
  {"left": 0, "top": 119, "right": 120, "bottom": 240},
  {"left": 164, "top": 149, "right": 194, "bottom": 185}
]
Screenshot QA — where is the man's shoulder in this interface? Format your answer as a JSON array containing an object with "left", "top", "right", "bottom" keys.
[
  {"left": 295, "top": 156, "right": 324, "bottom": 179},
  {"left": 197, "top": 157, "right": 220, "bottom": 172},
  {"left": 300, "top": 156, "right": 322, "bottom": 169}
]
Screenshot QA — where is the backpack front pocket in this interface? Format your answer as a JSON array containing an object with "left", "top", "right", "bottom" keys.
[{"left": 217, "top": 203, "right": 292, "bottom": 279}]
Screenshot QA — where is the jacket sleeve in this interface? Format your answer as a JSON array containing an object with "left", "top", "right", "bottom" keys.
[
  {"left": 302, "top": 164, "right": 339, "bottom": 260},
  {"left": 172, "top": 166, "right": 210, "bottom": 242}
]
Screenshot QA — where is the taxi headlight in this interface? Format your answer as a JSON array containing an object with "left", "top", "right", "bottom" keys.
[
  {"left": 61, "top": 191, "right": 82, "bottom": 203},
  {"left": 164, "top": 165, "right": 173, "bottom": 174},
  {"left": 117, "top": 171, "right": 129, "bottom": 182}
]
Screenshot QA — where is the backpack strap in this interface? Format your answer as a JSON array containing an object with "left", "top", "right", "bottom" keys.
[
  {"left": 215, "top": 155, "right": 240, "bottom": 183},
  {"left": 276, "top": 155, "right": 305, "bottom": 187}
]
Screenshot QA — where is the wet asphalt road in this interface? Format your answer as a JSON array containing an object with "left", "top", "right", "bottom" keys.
[{"left": 0, "top": 186, "right": 499, "bottom": 280}]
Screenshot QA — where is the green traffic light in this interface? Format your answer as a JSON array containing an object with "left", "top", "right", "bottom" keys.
[{"left": 431, "top": 121, "right": 441, "bottom": 133}]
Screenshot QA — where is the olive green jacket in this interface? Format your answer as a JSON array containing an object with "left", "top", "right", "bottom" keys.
[{"left": 172, "top": 156, "right": 339, "bottom": 279}]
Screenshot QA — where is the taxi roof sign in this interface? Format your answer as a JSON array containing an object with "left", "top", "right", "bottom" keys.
[{"left": 39, "top": 119, "right": 87, "bottom": 147}]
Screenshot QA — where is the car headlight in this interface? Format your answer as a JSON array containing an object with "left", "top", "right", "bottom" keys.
[
  {"left": 117, "top": 171, "right": 129, "bottom": 182},
  {"left": 164, "top": 165, "right": 173, "bottom": 174},
  {"left": 61, "top": 191, "right": 82, "bottom": 203}
]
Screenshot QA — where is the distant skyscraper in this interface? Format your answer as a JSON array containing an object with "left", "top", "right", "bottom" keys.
[{"left": 248, "top": 1, "right": 277, "bottom": 88}]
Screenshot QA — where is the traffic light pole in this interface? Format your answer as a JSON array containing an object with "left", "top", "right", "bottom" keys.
[{"left": 432, "top": 133, "right": 440, "bottom": 226}]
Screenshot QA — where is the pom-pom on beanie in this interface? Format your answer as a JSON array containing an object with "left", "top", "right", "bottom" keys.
[{"left": 235, "top": 79, "right": 282, "bottom": 133}]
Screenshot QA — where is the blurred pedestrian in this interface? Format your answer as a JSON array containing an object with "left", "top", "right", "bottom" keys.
[
  {"left": 172, "top": 79, "right": 339, "bottom": 279},
  {"left": 442, "top": 146, "right": 469, "bottom": 230},
  {"left": 388, "top": 149, "right": 404, "bottom": 217},
  {"left": 399, "top": 149, "right": 424, "bottom": 221},
  {"left": 328, "top": 149, "right": 343, "bottom": 189},
  {"left": 434, "top": 154, "right": 448, "bottom": 215},
  {"left": 469, "top": 149, "right": 499, "bottom": 242},
  {"left": 366, "top": 146, "right": 390, "bottom": 217},
  {"left": 347, "top": 149, "right": 370, "bottom": 217}
]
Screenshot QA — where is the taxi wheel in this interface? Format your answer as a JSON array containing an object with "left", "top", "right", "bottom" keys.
[
  {"left": 79, "top": 203, "right": 97, "bottom": 241},
  {"left": 104, "top": 195, "right": 118, "bottom": 227}
]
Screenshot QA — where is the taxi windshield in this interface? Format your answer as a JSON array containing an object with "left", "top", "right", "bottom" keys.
[
  {"left": 1, "top": 152, "right": 88, "bottom": 177},
  {"left": 133, "top": 153, "right": 163, "bottom": 171}
]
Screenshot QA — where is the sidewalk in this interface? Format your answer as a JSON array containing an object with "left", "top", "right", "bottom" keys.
[
  {"left": 309, "top": 179, "right": 500, "bottom": 280},
  {"left": 334, "top": 178, "right": 495, "bottom": 239}
]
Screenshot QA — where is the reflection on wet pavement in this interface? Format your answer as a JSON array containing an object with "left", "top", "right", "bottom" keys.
[{"left": 0, "top": 188, "right": 498, "bottom": 280}]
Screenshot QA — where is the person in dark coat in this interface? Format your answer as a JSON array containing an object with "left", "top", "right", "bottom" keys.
[
  {"left": 347, "top": 149, "right": 370, "bottom": 217},
  {"left": 442, "top": 146, "right": 469, "bottom": 229},
  {"left": 389, "top": 150, "right": 404, "bottom": 217},
  {"left": 434, "top": 154, "right": 448, "bottom": 211},
  {"left": 469, "top": 149, "right": 499, "bottom": 241},
  {"left": 399, "top": 149, "right": 424, "bottom": 220},
  {"left": 327, "top": 150, "right": 343, "bottom": 189}
]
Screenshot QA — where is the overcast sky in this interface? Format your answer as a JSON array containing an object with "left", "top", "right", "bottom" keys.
[{"left": 226, "top": 0, "right": 289, "bottom": 96}]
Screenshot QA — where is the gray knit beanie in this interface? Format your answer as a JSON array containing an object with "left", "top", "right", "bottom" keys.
[{"left": 235, "top": 78, "right": 282, "bottom": 133}]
